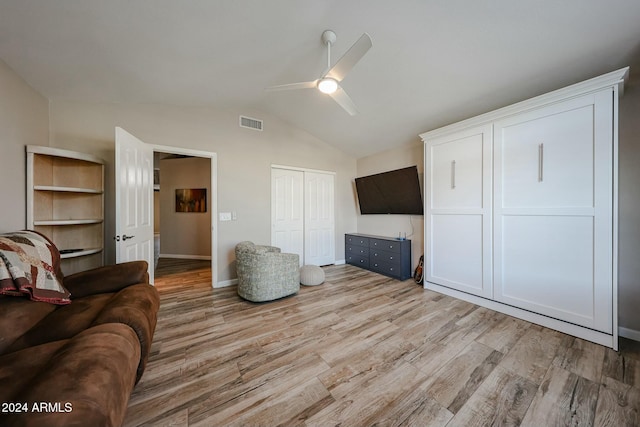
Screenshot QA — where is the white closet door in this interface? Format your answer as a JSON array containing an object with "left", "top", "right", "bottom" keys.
[
  {"left": 494, "top": 90, "right": 613, "bottom": 332},
  {"left": 305, "top": 172, "right": 335, "bottom": 266},
  {"left": 425, "top": 124, "right": 493, "bottom": 298},
  {"left": 271, "top": 168, "right": 304, "bottom": 265}
]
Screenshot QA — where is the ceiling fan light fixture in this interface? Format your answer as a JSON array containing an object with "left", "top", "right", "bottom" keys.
[{"left": 317, "top": 78, "right": 338, "bottom": 94}]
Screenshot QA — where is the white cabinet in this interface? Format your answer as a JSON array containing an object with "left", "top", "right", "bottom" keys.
[{"left": 421, "top": 67, "right": 628, "bottom": 349}]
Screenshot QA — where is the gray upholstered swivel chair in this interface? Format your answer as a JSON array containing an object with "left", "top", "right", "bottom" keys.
[{"left": 235, "top": 241, "right": 300, "bottom": 302}]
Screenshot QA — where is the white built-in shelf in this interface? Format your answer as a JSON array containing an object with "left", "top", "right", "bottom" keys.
[
  {"left": 33, "top": 219, "right": 103, "bottom": 226},
  {"left": 59, "top": 248, "right": 103, "bottom": 259},
  {"left": 27, "top": 145, "right": 105, "bottom": 276},
  {"left": 34, "top": 185, "right": 103, "bottom": 194}
]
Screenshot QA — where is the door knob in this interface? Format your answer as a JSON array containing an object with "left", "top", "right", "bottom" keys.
[{"left": 122, "top": 234, "right": 135, "bottom": 241}]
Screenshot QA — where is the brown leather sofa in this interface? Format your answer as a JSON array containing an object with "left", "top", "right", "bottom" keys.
[{"left": 0, "top": 258, "right": 160, "bottom": 427}]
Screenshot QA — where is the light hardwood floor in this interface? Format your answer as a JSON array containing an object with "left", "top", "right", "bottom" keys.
[{"left": 125, "top": 261, "right": 640, "bottom": 426}]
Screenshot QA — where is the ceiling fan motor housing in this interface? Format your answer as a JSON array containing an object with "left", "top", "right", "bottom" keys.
[{"left": 322, "top": 30, "right": 337, "bottom": 46}]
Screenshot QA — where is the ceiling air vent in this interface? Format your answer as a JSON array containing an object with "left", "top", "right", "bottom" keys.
[{"left": 239, "top": 115, "right": 263, "bottom": 131}]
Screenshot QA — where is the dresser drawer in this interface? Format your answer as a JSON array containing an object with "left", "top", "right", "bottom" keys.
[
  {"left": 370, "top": 238, "right": 402, "bottom": 253},
  {"left": 346, "top": 234, "right": 369, "bottom": 248},
  {"left": 370, "top": 259, "right": 402, "bottom": 278},
  {"left": 346, "top": 244, "right": 369, "bottom": 257},
  {"left": 346, "top": 254, "right": 369, "bottom": 268},
  {"left": 370, "top": 249, "right": 400, "bottom": 264}
]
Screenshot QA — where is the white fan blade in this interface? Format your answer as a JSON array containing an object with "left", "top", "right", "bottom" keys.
[
  {"left": 265, "top": 80, "right": 317, "bottom": 91},
  {"left": 329, "top": 86, "right": 359, "bottom": 116},
  {"left": 325, "top": 33, "right": 372, "bottom": 82}
]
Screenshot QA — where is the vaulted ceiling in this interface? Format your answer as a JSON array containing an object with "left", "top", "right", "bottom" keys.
[{"left": 1, "top": 1, "right": 639, "bottom": 157}]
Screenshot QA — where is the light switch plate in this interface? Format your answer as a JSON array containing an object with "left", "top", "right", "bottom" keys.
[{"left": 219, "top": 212, "right": 232, "bottom": 221}]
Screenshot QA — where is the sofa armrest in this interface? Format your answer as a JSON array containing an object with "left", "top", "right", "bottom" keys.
[
  {"left": 0, "top": 323, "right": 140, "bottom": 427},
  {"left": 93, "top": 283, "right": 160, "bottom": 383},
  {"left": 63, "top": 261, "right": 149, "bottom": 299}
]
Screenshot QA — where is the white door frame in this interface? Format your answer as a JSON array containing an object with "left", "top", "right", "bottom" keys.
[{"left": 152, "top": 144, "right": 218, "bottom": 288}]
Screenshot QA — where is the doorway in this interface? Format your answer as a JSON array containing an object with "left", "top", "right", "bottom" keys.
[
  {"left": 152, "top": 145, "right": 218, "bottom": 286},
  {"left": 115, "top": 128, "right": 218, "bottom": 287}
]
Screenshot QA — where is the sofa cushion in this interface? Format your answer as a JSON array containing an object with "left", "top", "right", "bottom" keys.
[
  {"left": 0, "top": 323, "right": 140, "bottom": 427},
  {"left": 0, "top": 230, "right": 69, "bottom": 304},
  {"left": 3, "top": 283, "right": 159, "bottom": 383},
  {"left": 0, "top": 296, "right": 56, "bottom": 355},
  {"left": 0, "top": 339, "right": 67, "bottom": 404},
  {"left": 63, "top": 260, "right": 150, "bottom": 299},
  {"left": 3, "top": 293, "right": 114, "bottom": 355}
]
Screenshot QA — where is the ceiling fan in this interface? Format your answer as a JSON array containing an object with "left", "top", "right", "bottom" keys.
[{"left": 266, "top": 30, "right": 372, "bottom": 116}]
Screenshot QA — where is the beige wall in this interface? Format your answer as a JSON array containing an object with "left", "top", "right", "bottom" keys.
[
  {"left": 355, "top": 143, "right": 424, "bottom": 271},
  {"left": 48, "top": 101, "right": 358, "bottom": 283},
  {"left": 159, "top": 157, "right": 211, "bottom": 258},
  {"left": 0, "top": 60, "right": 49, "bottom": 233}
]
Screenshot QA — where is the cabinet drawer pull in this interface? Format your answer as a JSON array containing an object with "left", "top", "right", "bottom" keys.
[
  {"left": 451, "top": 160, "right": 456, "bottom": 189},
  {"left": 538, "top": 143, "right": 544, "bottom": 182}
]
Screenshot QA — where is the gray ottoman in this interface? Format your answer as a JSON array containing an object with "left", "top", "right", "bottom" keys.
[{"left": 299, "top": 265, "right": 325, "bottom": 286}]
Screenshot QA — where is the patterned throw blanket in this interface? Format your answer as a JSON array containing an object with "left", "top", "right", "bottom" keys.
[{"left": 0, "top": 230, "right": 71, "bottom": 304}]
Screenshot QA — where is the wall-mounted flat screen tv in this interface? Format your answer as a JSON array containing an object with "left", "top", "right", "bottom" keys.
[{"left": 355, "top": 166, "right": 423, "bottom": 215}]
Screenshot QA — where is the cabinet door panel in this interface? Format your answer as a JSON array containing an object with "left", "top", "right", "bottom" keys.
[
  {"left": 496, "top": 215, "right": 597, "bottom": 327},
  {"left": 430, "top": 132, "right": 484, "bottom": 210},
  {"left": 428, "top": 214, "right": 487, "bottom": 296},
  {"left": 496, "top": 99, "right": 595, "bottom": 209}
]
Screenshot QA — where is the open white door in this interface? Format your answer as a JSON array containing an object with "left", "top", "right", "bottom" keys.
[{"left": 115, "top": 127, "right": 155, "bottom": 284}]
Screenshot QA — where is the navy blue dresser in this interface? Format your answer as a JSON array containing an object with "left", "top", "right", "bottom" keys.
[{"left": 345, "top": 233, "right": 411, "bottom": 280}]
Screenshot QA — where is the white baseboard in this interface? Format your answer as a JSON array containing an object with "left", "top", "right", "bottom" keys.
[
  {"left": 216, "top": 278, "right": 238, "bottom": 288},
  {"left": 619, "top": 326, "right": 640, "bottom": 342},
  {"left": 159, "top": 254, "right": 211, "bottom": 260},
  {"left": 334, "top": 259, "right": 346, "bottom": 265}
]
